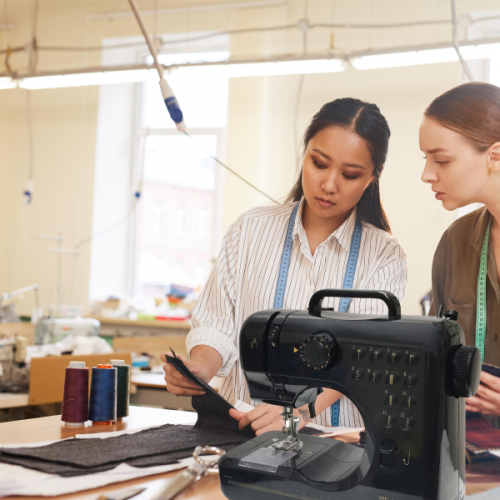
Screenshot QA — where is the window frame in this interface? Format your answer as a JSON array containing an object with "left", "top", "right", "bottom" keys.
[{"left": 130, "top": 124, "right": 226, "bottom": 296}]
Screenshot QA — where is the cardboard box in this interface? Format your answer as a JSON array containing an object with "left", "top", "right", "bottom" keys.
[{"left": 29, "top": 353, "right": 132, "bottom": 405}]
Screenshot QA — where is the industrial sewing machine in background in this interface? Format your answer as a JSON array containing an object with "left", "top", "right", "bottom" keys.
[
  {"left": 219, "top": 289, "right": 481, "bottom": 500},
  {"left": 35, "top": 317, "right": 100, "bottom": 345},
  {"left": 0, "top": 335, "right": 28, "bottom": 392}
]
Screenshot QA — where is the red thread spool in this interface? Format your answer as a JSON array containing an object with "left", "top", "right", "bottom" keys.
[
  {"left": 61, "top": 361, "right": 89, "bottom": 425},
  {"left": 93, "top": 364, "right": 115, "bottom": 425}
]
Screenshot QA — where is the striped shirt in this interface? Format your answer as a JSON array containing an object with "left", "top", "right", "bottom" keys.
[{"left": 186, "top": 200, "right": 408, "bottom": 427}]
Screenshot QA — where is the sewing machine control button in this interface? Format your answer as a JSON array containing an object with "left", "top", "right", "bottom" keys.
[
  {"left": 380, "top": 439, "right": 397, "bottom": 453},
  {"left": 400, "top": 417, "right": 415, "bottom": 431},
  {"left": 386, "top": 372, "right": 400, "bottom": 385},
  {"left": 351, "top": 368, "right": 365, "bottom": 381},
  {"left": 383, "top": 414, "right": 397, "bottom": 429},
  {"left": 406, "top": 353, "right": 420, "bottom": 366},
  {"left": 402, "top": 396, "right": 417, "bottom": 409},
  {"left": 388, "top": 350, "right": 401, "bottom": 364},
  {"left": 404, "top": 374, "right": 418, "bottom": 387},
  {"left": 379, "top": 439, "right": 398, "bottom": 468},
  {"left": 269, "top": 325, "right": 281, "bottom": 349},
  {"left": 384, "top": 394, "right": 399, "bottom": 407},
  {"left": 370, "top": 349, "right": 382, "bottom": 362},
  {"left": 368, "top": 370, "right": 382, "bottom": 384},
  {"left": 300, "top": 334, "right": 334, "bottom": 369},
  {"left": 353, "top": 348, "right": 366, "bottom": 360}
]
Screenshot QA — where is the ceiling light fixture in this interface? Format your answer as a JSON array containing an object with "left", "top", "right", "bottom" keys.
[
  {"left": 2, "top": 37, "right": 500, "bottom": 90},
  {"left": 351, "top": 42, "right": 500, "bottom": 70},
  {"left": 18, "top": 68, "right": 157, "bottom": 90},
  {"left": 0, "top": 77, "right": 17, "bottom": 89}
]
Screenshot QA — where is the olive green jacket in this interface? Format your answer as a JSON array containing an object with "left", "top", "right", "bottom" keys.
[{"left": 429, "top": 207, "right": 500, "bottom": 425}]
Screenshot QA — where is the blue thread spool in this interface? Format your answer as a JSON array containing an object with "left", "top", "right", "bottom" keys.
[{"left": 89, "top": 365, "right": 117, "bottom": 425}]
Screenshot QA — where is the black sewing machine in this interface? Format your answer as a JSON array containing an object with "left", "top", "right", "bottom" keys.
[{"left": 218, "top": 290, "right": 481, "bottom": 500}]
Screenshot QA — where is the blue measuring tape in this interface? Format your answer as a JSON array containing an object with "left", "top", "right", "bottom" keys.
[
  {"left": 273, "top": 202, "right": 362, "bottom": 426},
  {"left": 273, "top": 203, "right": 301, "bottom": 309},
  {"left": 331, "top": 216, "right": 362, "bottom": 426}
]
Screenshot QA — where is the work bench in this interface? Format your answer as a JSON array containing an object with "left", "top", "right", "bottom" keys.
[{"left": 0, "top": 406, "right": 499, "bottom": 499}]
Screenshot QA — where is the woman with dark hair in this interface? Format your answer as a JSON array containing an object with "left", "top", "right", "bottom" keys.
[
  {"left": 162, "top": 97, "right": 408, "bottom": 432},
  {"left": 421, "top": 82, "right": 500, "bottom": 423}
]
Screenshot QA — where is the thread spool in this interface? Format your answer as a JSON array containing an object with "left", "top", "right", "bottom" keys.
[
  {"left": 89, "top": 364, "right": 117, "bottom": 425},
  {"left": 111, "top": 359, "right": 130, "bottom": 422},
  {"left": 61, "top": 361, "right": 89, "bottom": 426}
]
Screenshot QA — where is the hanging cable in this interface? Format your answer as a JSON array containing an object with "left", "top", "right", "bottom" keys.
[
  {"left": 28, "top": 0, "right": 39, "bottom": 75},
  {"left": 451, "top": 0, "right": 474, "bottom": 82},
  {"left": 0, "top": 18, "right": 464, "bottom": 56},
  {"left": 24, "top": 90, "right": 34, "bottom": 205},
  {"left": 294, "top": 1, "right": 309, "bottom": 160},
  {"left": 127, "top": 0, "right": 278, "bottom": 204},
  {"left": 74, "top": 208, "right": 136, "bottom": 250},
  {"left": 182, "top": 131, "right": 279, "bottom": 205},
  {"left": 127, "top": 0, "right": 186, "bottom": 132}
]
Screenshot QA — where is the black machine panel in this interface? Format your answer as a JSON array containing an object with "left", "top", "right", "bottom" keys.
[{"left": 219, "top": 289, "right": 481, "bottom": 500}]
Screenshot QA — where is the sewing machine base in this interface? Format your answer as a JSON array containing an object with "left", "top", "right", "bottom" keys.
[{"left": 219, "top": 431, "right": 464, "bottom": 500}]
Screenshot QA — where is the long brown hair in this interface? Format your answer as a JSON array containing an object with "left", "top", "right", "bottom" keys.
[
  {"left": 425, "top": 82, "right": 500, "bottom": 151},
  {"left": 286, "top": 97, "right": 391, "bottom": 233}
]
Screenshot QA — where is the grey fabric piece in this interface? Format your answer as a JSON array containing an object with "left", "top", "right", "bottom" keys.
[
  {"left": 0, "top": 424, "right": 248, "bottom": 468},
  {"left": 165, "top": 351, "right": 255, "bottom": 437},
  {"left": 0, "top": 430, "right": 246, "bottom": 476},
  {"left": 0, "top": 350, "right": 322, "bottom": 476},
  {"left": 165, "top": 352, "right": 323, "bottom": 438}
]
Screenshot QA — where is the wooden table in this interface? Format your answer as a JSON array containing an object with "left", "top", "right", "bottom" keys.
[
  {"left": 0, "top": 406, "right": 498, "bottom": 499},
  {"left": 0, "top": 392, "right": 29, "bottom": 409},
  {"left": 0, "top": 406, "right": 220, "bottom": 500}
]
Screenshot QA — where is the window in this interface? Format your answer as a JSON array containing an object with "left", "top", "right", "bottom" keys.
[
  {"left": 133, "top": 52, "right": 228, "bottom": 297},
  {"left": 198, "top": 207, "right": 208, "bottom": 239},
  {"left": 153, "top": 201, "right": 165, "bottom": 234},
  {"left": 90, "top": 35, "right": 228, "bottom": 303}
]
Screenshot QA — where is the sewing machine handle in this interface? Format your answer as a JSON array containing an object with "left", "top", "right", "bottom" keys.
[{"left": 308, "top": 289, "right": 402, "bottom": 321}]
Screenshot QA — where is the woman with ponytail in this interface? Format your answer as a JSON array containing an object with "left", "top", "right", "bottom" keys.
[{"left": 162, "top": 97, "right": 408, "bottom": 432}]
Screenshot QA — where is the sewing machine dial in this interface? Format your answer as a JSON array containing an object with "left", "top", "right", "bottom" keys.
[{"left": 299, "top": 333, "right": 336, "bottom": 370}]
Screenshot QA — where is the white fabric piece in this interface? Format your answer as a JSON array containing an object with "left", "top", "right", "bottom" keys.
[
  {"left": 0, "top": 458, "right": 194, "bottom": 497},
  {"left": 25, "top": 344, "right": 62, "bottom": 364},
  {"left": 187, "top": 201, "right": 408, "bottom": 428},
  {"left": 58, "top": 334, "right": 113, "bottom": 356}
]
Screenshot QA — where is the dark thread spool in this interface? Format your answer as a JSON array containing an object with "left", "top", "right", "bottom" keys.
[
  {"left": 89, "top": 365, "right": 117, "bottom": 425},
  {"left": 111, "top": 360, "right": 130, "bottom": 421},
  {"left": 61, "top": 361, "right": 89, "bottom": 425}
]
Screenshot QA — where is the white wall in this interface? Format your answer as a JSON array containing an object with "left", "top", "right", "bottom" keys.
[{"left": 1, "top": 0, "right": 499, "bottom": 315}]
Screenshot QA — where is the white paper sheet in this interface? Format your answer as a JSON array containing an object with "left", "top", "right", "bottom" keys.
[
  {"left": 234, "top": 399, "right": 365, "bottom": 436},
  {"left": 0, "top": 458, "right": 195, "bottom": 497},
  {"left": 466, "top": 485, "right": 500, "bottom": 499}
]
